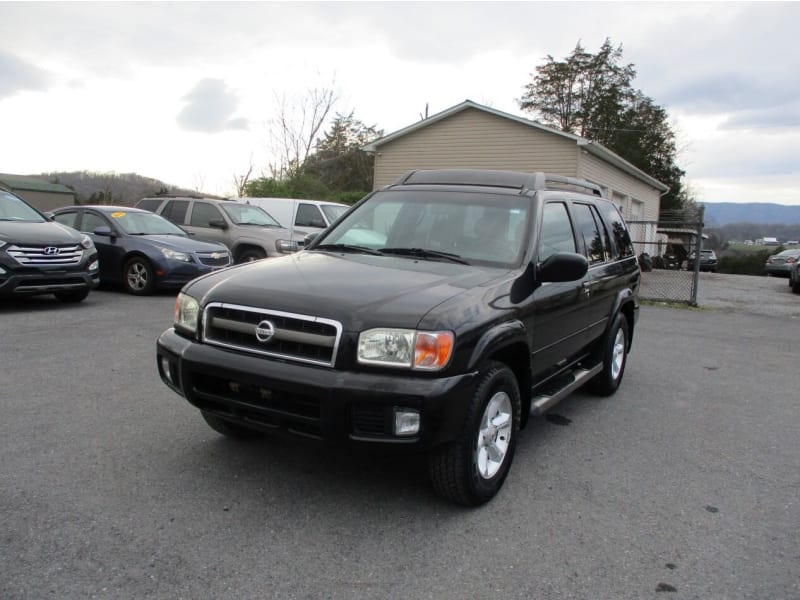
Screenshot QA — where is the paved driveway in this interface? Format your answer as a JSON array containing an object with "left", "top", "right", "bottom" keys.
[{"left": 1, "top": 288, "right": 798, "bottom": 599}]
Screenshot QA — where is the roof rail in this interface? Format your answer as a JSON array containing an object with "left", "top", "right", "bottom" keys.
[
  {"left": 525, "top": 173, "right": 604, "bottom": 197},
  {"left": 392, "top": 169, "right": 604, "bottom": 197}
]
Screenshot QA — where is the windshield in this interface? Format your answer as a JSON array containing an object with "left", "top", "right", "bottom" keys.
[
  {"left": 222, "top": 203, "right": 281, "bottom": 227},
  {"left": 321, "top": 204, "right": 348, "bottom": 223},
  {"left": 110, "top": 210, "right": 188, "bottom": 236},
  {"left": 0, "top": 191, "right": 47, "bottom": 223},
  {"left": 314, "top": 189, "right": 531, "bottom": 267}
]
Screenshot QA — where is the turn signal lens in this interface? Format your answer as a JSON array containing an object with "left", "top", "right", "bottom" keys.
[{"left": 414, "top": 331, "right": 454, "bottom": 370}]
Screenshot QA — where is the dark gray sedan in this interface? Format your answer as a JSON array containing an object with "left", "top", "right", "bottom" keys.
[
  {"left": 51, "top": 205, "right": 232, "bottom": 295},
  {"left": 765, "top": 248, "right": 800, "bottom": 277}
]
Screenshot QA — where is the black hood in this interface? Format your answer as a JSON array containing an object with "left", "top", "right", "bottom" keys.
[
  {"left": 187, "top": 251, "right": 511, "bottom": 330},
  {"left": 0, "top": 221, "right": 83, "bottom": 246}
]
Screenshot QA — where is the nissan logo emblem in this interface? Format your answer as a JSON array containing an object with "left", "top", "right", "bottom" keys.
[
  {"left": 43, "top": 246, "right": 60, "bottom": 255},
  {"left": 254, "top": 320, "right": 275, "bottom": 343}
]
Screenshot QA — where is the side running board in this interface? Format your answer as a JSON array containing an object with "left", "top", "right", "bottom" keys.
[{"left": 529, "top": 363, "right": 603, "bottom": 416}]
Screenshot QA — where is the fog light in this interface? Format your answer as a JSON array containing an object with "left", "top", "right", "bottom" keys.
[
  {"left": 160, "top": 356, "right": 173, "bottom": 383},
  {"left": 88, "top": 259, "right": 99, "bottom": 272},
  {"left": 394, "top": 408, "right": 420, "bottom": 436},
  {"left": 0, "top": 266, "right": 6, "bottom": 274}
]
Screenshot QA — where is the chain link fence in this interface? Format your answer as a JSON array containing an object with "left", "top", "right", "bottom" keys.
[{"left": 628, "top": 207, "right": 705, "bottom": 305}]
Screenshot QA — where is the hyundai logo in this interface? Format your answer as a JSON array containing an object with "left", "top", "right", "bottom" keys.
[
  {"left": 254, "top": 320, "right": 275, "bottom": 343},
  {"left": 43, "top": 247, "right": 60, "bottom": 255}
]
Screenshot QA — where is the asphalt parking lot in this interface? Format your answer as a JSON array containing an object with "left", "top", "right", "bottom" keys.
[{"left": 1, "top": 279, "right": 798, "bottom": 599}]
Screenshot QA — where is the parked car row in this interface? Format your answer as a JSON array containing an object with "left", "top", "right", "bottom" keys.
[{"left": 1, "top": 193, "right": 352, "bottom": 303}]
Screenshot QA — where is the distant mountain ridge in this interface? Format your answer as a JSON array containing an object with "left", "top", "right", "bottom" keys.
[
  {"left": 38, "top": 171, "right": 221, "bottom": 206},
  {"left": 702, "top": 202, "right": 800, "bottom": 226}
]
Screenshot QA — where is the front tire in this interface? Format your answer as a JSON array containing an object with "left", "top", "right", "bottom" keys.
[
  {"left": 428, "top": 361, "right": 521, "bottom": 506},
  {"left": 588, "top": 313, "right": 629, "bottom": 396},
  {"left": 123, "top": 257, "right": 155, "bottom": 295}
]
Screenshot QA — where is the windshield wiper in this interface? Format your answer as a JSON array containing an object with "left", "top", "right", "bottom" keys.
[
  {"left": 314, "top": 243, "right": 383, "bottom": 256},
  {"left": 380, "top": 247, "right": 470, "bottom": 264}
]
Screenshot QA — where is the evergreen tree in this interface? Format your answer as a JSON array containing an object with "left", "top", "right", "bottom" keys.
[{"left": 519, "top": 39, "right": 691, "bottom": 214}]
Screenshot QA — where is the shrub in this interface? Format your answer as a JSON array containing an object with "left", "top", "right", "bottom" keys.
[{"left": 717, "top": 247, "right": 783, "bottom": 276}]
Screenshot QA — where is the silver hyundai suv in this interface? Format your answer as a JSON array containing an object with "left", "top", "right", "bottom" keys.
[{"left": 136, "top": 196, "right": 302, "bottom": 263}]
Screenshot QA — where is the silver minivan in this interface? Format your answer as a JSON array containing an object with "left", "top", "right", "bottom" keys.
[{"left": 136, "top": 196, "right": 303, "bottom": 263}]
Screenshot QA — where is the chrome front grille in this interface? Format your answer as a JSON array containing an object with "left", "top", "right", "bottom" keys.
[
  {"left": 6, "top": 244, "right": 83, "bottom": 266},
  {"left": 196, "top": 251, "right": 232, "bottom": 267},
  {"left": 202, "top": 303, "right": 342, "bottom": 367}
]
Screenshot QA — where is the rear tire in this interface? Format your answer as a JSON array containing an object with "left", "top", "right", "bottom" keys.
[
  {"left": 588, "top": 313, "right": 629, "bottom": 396},
  {"left": 428, "top": 361, "right": 520, "bottom": 506},
  {"left": 201, "top": 412, "right": 258, "bottom": 440},
  {"left": 54, "top": 289, "right": 89, "bottom": 303}
]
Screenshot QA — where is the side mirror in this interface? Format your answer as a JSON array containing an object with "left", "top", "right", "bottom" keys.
[
  {"left": 93, "top": 226, "right": 114, "bottom": 237},
  {"left": 303, "top": 232, "right": 320, "bottom": 247},
  {"left": 538, "top": 252, "right": 589, "bottom": 283},
  {"left": 208, "top": 219, "right": 228, "bottom": 230}
]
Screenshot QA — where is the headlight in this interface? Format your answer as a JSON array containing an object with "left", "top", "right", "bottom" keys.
[
  {"left": 174, "top": 293, "right": 200, "bottom": 335},
  {"left": 160, "top": 247, "right": 191, "bottom": 262},
  {"left": 79, "top": 234, "right": 94, "bottom": 250},
  {"left": 358, "top": 328, "right": 454, "bottom": 371},
  {"left": 275, "top": 239, "right": 299, "bottom": 254}
]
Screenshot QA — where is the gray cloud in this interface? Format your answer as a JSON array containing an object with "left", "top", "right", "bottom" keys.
[
  {"left": 176, "top": 78, "right": 249, "bottom": 133},
  {"left": 0, "top": 50, "right": 54, "bottom": 99},
  {"left": 630, "top": 3, "right": 800, "bottom": 117}
]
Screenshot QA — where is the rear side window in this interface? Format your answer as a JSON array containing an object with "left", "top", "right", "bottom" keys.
[
  {"left": 136, "top": 198, "right": 162, "bottom": 212},
  {"left": 572, "top": 202, "right": 608, "bottom": 264},
  {"left": 296, "top": 203, "right": 324, "bottom": 227},
  {"left": 538, "top": 202, "right": 576, "bottom": 262},
  {"left": 82, "top": 212, "right": 108, "bottom": 233},
  {"left": 597, "top": 200, "right": 634, "bottom": 258},
  {"left": 161, "top": 200, "right": 190, "bottom": 225},
  {"left": 190, "top": 202, "right": 222, "bottom": 227},
  {"left": 53, "top": 211, "right": 78, "bottom": 228}
]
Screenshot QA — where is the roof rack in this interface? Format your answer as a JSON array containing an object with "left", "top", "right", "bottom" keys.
[{"left": 393, "top": 169, "right": 604, "bottom": 197}]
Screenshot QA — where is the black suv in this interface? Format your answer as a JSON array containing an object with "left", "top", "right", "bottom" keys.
[
  {"left": 0, "top": 190, "right": 99, "bottom": 302},
  {"left": 156, "top": 170, "right": 640, "bottom": 505}
]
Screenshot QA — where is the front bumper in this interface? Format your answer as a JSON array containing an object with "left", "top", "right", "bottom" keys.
[
  {"left": 0, "top": 261, "right": 99, "bottom": 298},
  {"left": 157, "top": 328, "right": 478, "bottom": 449}
]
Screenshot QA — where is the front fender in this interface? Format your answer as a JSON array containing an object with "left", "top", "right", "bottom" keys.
[{"left": 466, "top": 319, "right": 528, "bottom": 371}]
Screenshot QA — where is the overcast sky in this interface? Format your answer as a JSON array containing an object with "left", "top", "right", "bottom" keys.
[{"left": 1, "top": 1, "right": 798, "bottom": 204}]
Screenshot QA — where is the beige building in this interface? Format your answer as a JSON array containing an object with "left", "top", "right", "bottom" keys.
[
  {"left": 363, "top": 100, "right": 668, "bottom": 223},
  {"left": 0, "top": 174, "right": 76, "bottom": 212}
]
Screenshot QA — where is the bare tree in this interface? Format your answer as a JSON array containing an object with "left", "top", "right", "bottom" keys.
[
  {"left": 268, "top": 84, "right": 337, "bottom": 180},
  {"left": 192, "top": 171, "right": 206, "bottom": 193},
  {"left": 233, "top": 153, "right": 254, "bottom": 197}
]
